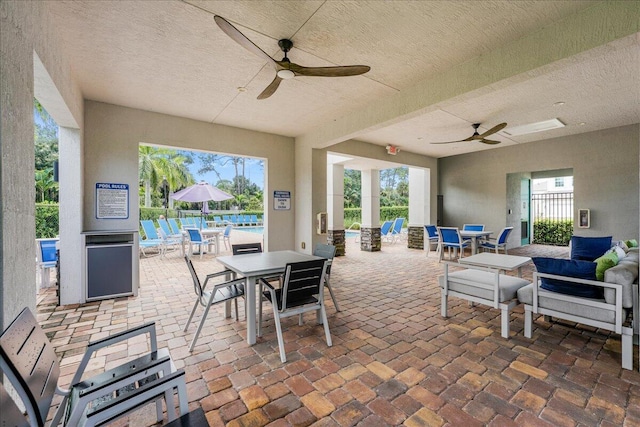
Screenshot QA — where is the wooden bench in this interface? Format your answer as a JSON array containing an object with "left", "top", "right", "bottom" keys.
[
  {"left": 0, "top": 307, "right": 188, "bottom": 426},
  {"left": 439, "top": 263, "right": 530, "bottom": 338}
]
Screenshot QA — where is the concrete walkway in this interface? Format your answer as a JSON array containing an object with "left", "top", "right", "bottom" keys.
[{"left": 36, "top": 232, "right": 639, "bottom": 426}]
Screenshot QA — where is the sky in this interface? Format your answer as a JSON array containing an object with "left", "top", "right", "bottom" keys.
[{"left": 181, "top": 150, "right": 264, "bottom": 188}]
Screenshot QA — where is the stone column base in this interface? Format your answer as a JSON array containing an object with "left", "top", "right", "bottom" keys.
[
  {"left": 328, "top": 229, "right": 345, "bottom": 256},
  {"left": 408, "top": 226, "right": 424, "bottom": 250},
  {"left": 360, "top": 227, "right": 381, "bottom": 252}
]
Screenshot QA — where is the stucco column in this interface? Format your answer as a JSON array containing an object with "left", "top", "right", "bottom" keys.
[
  {"left": 327, "top": 163, "right": 345, "bottom": 256},
  {"left": 360, "top": 169, "right": 381, "bottom": 252},
  {"left": 408, "top": 167, "right": 431, "bottom": 250},
  {"left": 58, "top": 127, "right": 84, "bottom": 305},
  {"left": 294, "top": 143, "right": 327, "bottom": 254}
]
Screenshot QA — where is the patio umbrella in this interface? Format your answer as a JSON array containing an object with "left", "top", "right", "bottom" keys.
[{"left": 171, "top": 181, "right": 233, "bottom": 229}]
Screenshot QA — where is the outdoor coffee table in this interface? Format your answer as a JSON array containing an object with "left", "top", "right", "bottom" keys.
[
  {"left": 458, "top": 252, "right": 531, "bottom": 277},
  {"left": 217, "top": 250, "right": 323, "bottom": 345}
]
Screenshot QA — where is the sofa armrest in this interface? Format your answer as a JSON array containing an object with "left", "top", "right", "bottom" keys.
[{"left": 533, "top": 272, "right": 625, "bottom": 333}]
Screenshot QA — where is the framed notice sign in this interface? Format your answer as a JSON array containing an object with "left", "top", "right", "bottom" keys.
[
  {"left": 274, "top": 190, "right": 291, "bottom": 210},
  {"left": 96, "top": 183, "right": 129, "bottom": 219}
]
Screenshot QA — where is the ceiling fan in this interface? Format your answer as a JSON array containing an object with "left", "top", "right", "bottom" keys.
[
  {"left": 214, "top": 15, "right": 371, "bottom": 100},
  {"left": 431, "top": 122, "right": 508, "bottom": 145}
]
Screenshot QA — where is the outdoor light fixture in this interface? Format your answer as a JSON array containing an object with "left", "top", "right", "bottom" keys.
[{"left": 386, "top": 145, "right": 399, "bottom": 155}]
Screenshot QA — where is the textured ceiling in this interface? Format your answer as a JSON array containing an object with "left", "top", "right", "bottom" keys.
[{"left": 47, "top": 1, "right": 639, "bottom": 159}]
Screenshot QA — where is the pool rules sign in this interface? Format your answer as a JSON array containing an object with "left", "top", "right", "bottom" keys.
[
  {"left": 96, "top": 183, "right": 129, "bottom": 219},
  {"left": 274, "top": 190, "right": 291, "bottom": 210}
]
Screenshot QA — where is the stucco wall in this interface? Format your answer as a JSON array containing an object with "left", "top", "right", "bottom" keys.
[
  {"left": 83, "top": 101, "right": 295, "bottom": 252},
  {"left": 439, "top": 124, "right": 639, "bottom": 245},
  {"left": 1, "top": 1, "right": 84, "bottom": 328}
]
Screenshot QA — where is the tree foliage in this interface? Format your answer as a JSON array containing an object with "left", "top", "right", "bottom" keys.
[
  {"left": 34, "top": 99, "right": 58, "bottom": 202},
  {"left": 344, "top": 167, "right": 408, "bottom": 209},
  {"left": 139, "top": 146, "right": 194, "bottom": 207}
]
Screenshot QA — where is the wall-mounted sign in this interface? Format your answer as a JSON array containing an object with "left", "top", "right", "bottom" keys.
[
  {"left": 274, "top": 190, "right": 291, "bottom": 210},
  {"left": 96, "top": 183, "right": 129, "bottom": 219}
]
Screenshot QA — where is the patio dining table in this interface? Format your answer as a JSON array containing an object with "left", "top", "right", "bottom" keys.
[
  {"left": 460, "top": 230, "right": 492, "bottom": 254},
  {"left": 216, "top": 250, "right": 323, "bottom": 345},
  {"left": 180, "top": 228, "right": 223, "bottom": 256}
]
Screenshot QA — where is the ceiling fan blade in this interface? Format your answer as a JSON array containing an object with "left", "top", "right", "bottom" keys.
[
  {"left": 214, "top": 16, "right": 277, "bottom": 68},
  {"left": 257, "top": 75, "right": 283, "bottom": 100},
  {"left": 430, "top": 140, "right": 461, "bottom": 145},
  {"left": 478, "top": 122, "right": 507, "bottom": 138},
  {"left": 480, "top": 139, "right": 501, "bottom": 145},
  {"left": 288, "top": 63, "right": 371, "bottom": 77}
]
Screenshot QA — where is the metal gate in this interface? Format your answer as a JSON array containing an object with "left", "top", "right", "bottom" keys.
[{"left": 531, "top": 192, "right": 573, "bottom": 245}]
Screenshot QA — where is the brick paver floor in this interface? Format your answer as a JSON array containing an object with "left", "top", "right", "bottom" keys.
[{"left": 36, "top": 231, "right": 640, "bottom": 426}]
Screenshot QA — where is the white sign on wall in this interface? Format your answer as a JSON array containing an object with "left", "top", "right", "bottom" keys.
[
  {"left": 274, "top": 190, "right": 291, "bottom": 210},
  {"left": 96, "top": 183, "right": 129, "bottom": 219}
]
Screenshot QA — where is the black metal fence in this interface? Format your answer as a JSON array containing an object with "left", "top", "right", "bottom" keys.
[{"left": 531, "top": 192, "right": 574, "bottom": 245}]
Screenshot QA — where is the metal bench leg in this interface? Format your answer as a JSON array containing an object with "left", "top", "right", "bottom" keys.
[
  {"left": 524, "top": 306, "right": 533, "bottom": 338},
  {"left": 500, "top": 305, "right": 510, "bottom": 339},
  {"left": 622, "top": 326, "right": 633, "bottom": 370}
]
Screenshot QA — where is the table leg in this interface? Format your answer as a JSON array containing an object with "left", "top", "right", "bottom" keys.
[
  {"left": 246, "top": 275, "right": 257, "bottom": 345},
  {"left": 517, "top": 267, "right": 523, "bottom": 278},
  {"left": 215, "top": 234, "right": 220, "bottom": 255}
]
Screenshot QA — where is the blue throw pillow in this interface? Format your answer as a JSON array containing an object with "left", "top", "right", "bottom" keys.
[
  {"left": 570, "top": 236, "right": 612, "bottom": 261},
  {"left": 532, "top": 257, "right": 602, "bottom": 299}
]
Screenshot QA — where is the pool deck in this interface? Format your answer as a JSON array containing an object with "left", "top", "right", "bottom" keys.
[{"left": 35, "top": 234, "right": 640, "bottom": 426}]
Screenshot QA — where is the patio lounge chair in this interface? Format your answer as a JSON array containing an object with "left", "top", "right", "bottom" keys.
[
  {"left": 168, "top": 218, "right": 182, "bottom": 234},
  {"left": 183, "top": 256, "right": 245, "bottom": 351},
  {"left": 139, "top": 235, "right": 164, "bottom": 257},
  {"left": 437, "top": 227, "right": 470, "bottom": 261},
  {"left": 380, "top": 220, "right": 394, "bottom": 243},
  {"left": 480, "top": 227, "right": 514, "bottom": 254},
  {"left": 213, "top": 215, "right": 223, "bottom": 226},
  {"left": 141, "top": 220, "right": 176, "bottom": 256},
  {"left": 258, "top": 259, "right": 331, "bottom": 363},
  {"left": 36, "top": 238, "right": 58, "bottom": 288},
  {"left": 0, "top": 307, "right": 188, "bottom": 426},
  {"left": 390, "top": 217, "right": 406, "bottom": 243},
  {"left": 158, "top": 218, "right": 181, "bottom": 239},
  {"left": 250, "top": 214, "right": 259, "bottom": 226},
  {"left": 314, "top": 244, "right": 340, "bottom": 312}
]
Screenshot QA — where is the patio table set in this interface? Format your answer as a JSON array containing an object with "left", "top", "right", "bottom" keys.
[{"left": 425, "top": 223, "right": 514, "bottom": 260}]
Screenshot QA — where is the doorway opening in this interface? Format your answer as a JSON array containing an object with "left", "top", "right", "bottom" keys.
[{"left": 531, "top": 173, "right": 574, "bottom": 246}]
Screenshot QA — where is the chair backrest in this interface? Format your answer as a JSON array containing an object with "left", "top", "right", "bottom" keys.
[
  {"left": 391, "top": 218, "right": 405, "bottom": 234},
  {"left": 281, "top": 259, "right": 327, "bottom": 311},
  {"left": 498, "top": 227, "right": 514, "bottom": 244},
  {"left": 232, "top": 243, "right": 262, "bottom": 255},
  {"left": 463, "top": 224, "right": 485, "bottom": 231},
  {"left": 186, "top": 228, "right": 203, "bottom": 243},
  {"left": 223, "top": 224, "right": 233, "bottom": 237},
  {"left": 380, "top": 220, "right": 393, "bottom": 235},
  {"left": 250, "top": 214, "right": 258, "bottom": 223},
  {"left": 438, "top": 227, "right": 462, "bottom": 244},
  {"left": 140, "top": 220, "right": 160, "bottom": 240},
  {"left": 425, "top": 225, "right": 438, "bottom": 239},
  {"left": 158, "top": 218, "right": 173, "bottom": 236},
  {"left": 37, "top": 239, "right": 58, "bottom": 264},
  {"left": 184, "top": 256, "right": 204, "bottom": 299},
  {"left": 223, "top": 215, "right": 231, "bottom": 222},
  {"left": 168, "top": 218, "right": 181, "bottom": 234},
  {"left": 0, "top": 381, "right": 29, "bottom": 427},
  {"left": 214, "top": 216, "right": 222, "bottom": 223},
  {"left": 0, "top": 308, "right": 60, "bottom": 427},
  {"left": 313, "top": 244, "right": 336, "bottom": 274}
]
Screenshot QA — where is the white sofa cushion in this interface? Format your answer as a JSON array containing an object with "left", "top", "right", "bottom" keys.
[{"left": 438, "top": 270, "right": 529, "bottom": 302}]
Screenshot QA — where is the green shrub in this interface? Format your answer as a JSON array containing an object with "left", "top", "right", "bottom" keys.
[
  {"left": 533, "top": 219, "right": 573, "bottom": 246},
  {"left": 36, "top": 204, "right": 59, "bottom": 238}
]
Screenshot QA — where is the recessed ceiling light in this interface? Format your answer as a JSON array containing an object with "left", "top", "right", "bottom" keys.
[
  {"left": 553, "top": 101, "right": 565, "bottom": 107},
  {"left": 237, "top": 87, "right": 247, "bottom": 92},
  {"left": 502, "top": 118, "right": 565, "bottom": 136}
]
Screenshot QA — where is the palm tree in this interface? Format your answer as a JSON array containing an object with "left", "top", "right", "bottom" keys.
[
  {"left": 35, "top": 168, "right": 57, "bottom": 202},
  {"left": 139, "top": 146, "right": 194, "bottom": 207}
]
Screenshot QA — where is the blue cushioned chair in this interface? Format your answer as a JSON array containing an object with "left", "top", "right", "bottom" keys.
[
  {"left": 480, "top": 227, "right": 514, "bottom": 254},
  {"left": 36, "top": 238, "right": 58, "bottom": 288},
  {"left": 437, "top": 227, "right": 470, "bottom": 261},
  {"left": 425, "top": 225, "right": 439, "bottom": 257}
]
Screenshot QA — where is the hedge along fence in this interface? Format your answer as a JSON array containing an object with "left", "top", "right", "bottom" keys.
[
  {"left": 344, "top": 207, "right": 409, "bottom": 230},
  {"left": 533, "top": 219, "right": 573, "bottom": 246}
]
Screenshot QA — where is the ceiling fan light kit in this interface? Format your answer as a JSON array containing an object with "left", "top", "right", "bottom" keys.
[{"left": 214, "top": 15, "right": 371, "bottom": 99}]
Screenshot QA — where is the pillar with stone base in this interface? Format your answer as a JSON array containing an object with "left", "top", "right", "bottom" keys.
[
  {"left": 360, "top": 227, "right": 381, "bottom": 252},
  {"left": 328, "top": 229, "right": 346, "bottom": 256},
  {"left": 408, "top": 226, "right": 424, "bottom": 249}
]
